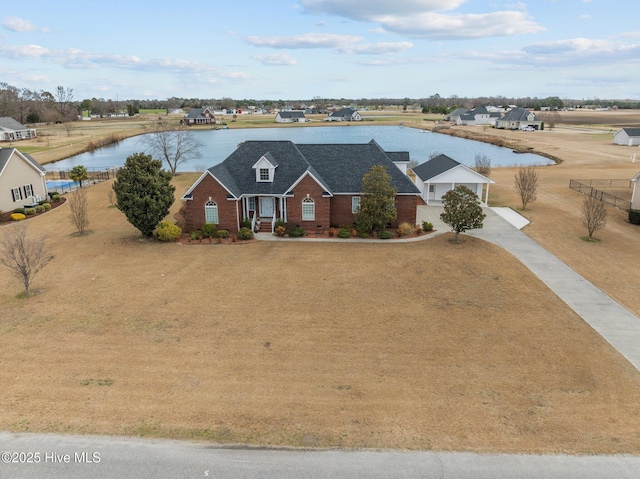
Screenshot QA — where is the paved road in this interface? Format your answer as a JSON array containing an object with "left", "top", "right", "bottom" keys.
[{"left": 1, "top": 432, "right": 640, "bottom": 479}]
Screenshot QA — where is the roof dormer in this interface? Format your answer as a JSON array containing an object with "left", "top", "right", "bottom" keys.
[{"left": 252, "top": 152, "right": 278, "bottom": 183}]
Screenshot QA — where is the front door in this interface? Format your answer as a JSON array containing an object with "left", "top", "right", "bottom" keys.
[{"left": 259, "top": 197, "right": 275, "bottom": 217}]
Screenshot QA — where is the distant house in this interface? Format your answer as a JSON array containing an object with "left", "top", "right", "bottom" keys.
[
  {"left": 444, "top": 108, "right": 469, "bottom": 123},
  {"left": 325, "top": 108, "right": 362, "bottom": 122},
  {"left": 181, "top": 140, "right": 422, "bottom": 234},
  {"left": 412, "top": 154, "right": 494, "bottom": 206},
  {"left": 183, "top": 107, "right": 216, "bottom": 125},
  {"left": 614, "top": 128, "right": 640, "bottom": 146},
  {"left": 275, "top": 111, "right": 308, "bottom": 123},
  {"left": 0, "top": 148, "right": 47, "bottom": 212},
  {"left": 0, "top": 117, "right": 37, "bottom": 142},
  {"left": 456, "top": 106, "right": 501, "bottom": 126},
  {"left": 632, "top": 172, "right": 640, "bottom": 210},
  {"left": 495, "top": 107, "right": 542, "bottom": 130}
]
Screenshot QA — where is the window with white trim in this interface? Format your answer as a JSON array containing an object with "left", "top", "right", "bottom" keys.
[
  {"left": 259, "top": 168, "right": 269, "bottom": 181},
  {"left": 351, "top": 196, "right": 360, "bottom": 214},
  {"left": 248, "top": 197, "right": 256, "bottom": 211},
  {"left": 428, "top": 185, "right": 435, "bottom": 193},
  {"left": 23, "top": 184, "right": 33, "bottom": 198},
  {"left": 301, "top": 197, "right": 315, "bottom": 221},
  {"left": 11, "top": 187, "right": 22, "bottom": 202},
  {"left": 205, "top": 200, "right": 219, "bottom": 224}
]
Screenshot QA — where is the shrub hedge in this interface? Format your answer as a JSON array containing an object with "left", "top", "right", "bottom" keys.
[{"left": 629, "top": 209, "right": 640, "bottom": 225}]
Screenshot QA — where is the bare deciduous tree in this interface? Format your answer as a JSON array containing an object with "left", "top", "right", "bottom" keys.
[
  {"left": 474, "top": 154, "right": 491, "bottom": 175},
  {"left": 138, "top": 121, "right": 203, "bottom": 177},
  {"left": 54, "top": 85, "right": 74, "bottom": 119},
  {"left": 582, "top": 196, "right": 607, "bottom": 239},
  {"left": 69, "top": 188, "right": 90, "bottom": 234},
  {"left": 515, "top": 166, "right": 538, "bottom": 209},
  {"left": 0, "top": 224, "right": 53, "bottom": 295}
]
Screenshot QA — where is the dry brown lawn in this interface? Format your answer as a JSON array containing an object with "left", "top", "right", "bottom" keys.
[
  {"left": 2, "top": 110, "right": 640, "bottom": 454},
  {"left": 1, "top": 177, "right": 640, "bottom": 454}
]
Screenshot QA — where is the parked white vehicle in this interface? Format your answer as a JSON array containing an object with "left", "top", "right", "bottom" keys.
[{"left": 522, "top": 126, "right": 536, "bottom": 132}]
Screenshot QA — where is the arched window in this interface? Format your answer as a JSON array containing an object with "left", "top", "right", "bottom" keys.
[
  {"left": 205, "top": 200, "right": 218, "bottom": 224},
  {"left": 302, "top": 197, "right": 315, "bottom": 221}
]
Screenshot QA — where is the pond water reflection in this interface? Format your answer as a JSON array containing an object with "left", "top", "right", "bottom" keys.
[{"left": 46, "top": 125, "right": 552, "bottom": 172}]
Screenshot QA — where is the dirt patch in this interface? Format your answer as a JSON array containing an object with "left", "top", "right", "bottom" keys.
[{"left": 1, "top": 179, "right": 640, "bottom": 454}]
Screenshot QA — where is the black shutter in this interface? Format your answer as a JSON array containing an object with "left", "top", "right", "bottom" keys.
[{"left": 11, "top": 189, "right": 16, "bottom": 202}]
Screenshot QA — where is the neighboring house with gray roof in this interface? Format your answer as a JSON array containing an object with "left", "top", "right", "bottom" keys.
[
  {"left": 0, "top": 147, "right": 47, "bottom": 212},
  {"left": 182, "top": 107, "right": 216, "bottom": 125},
  {"left": 0, "top": 117, "right": 37, "bottom": 142},
  {"left": 412, "top": 154, "right": 493, "bottom": 205},
  {"left": 614, "top": 128, "right": 640, "bottom": 146},
  {"left": 275, "top": 111, "right": 308, "bottom": 123},
  {"left": 494, "top": 107, "right": 541, "bottom": 130},
  {"left": 456, "top": 106, "right": 501, "bottom": 126},
  {"left": 181, "top": 140, "right": 422, "bottom": 233},
  {"left": 325, "top": 108, "right": 362, "bottom": 122}
]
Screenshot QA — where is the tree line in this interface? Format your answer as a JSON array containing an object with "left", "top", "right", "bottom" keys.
[{"left": 3, "top": 81, "right": 640, "bottom": 125}]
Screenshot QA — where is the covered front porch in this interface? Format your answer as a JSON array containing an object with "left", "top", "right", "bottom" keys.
[{"left": 240, "top": 195, "right": 289, "bottom": 233}]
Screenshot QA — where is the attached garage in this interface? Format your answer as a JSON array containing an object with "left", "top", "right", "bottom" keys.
[{"left": 412, "top": 154, "right": 494, "bottom": 205}]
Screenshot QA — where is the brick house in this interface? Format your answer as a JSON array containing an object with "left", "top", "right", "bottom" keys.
[
  {"left": 181, "top": 140, "right": 423, "bottom": 233},
  {"left": 182, "top": 107, "right": 216, "bottom": 125}
]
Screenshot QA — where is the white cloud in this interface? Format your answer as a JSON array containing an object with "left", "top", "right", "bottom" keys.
[
  {"left": 301, "top": 0, "right": 467, "bottom": 18},
  {"left": 253, "top": 53, "right": 298, "bottom": 65},
  {"left": 339, "top": 41, "right": 413, "bottom": 54},
  {"left": 2, "top": 17, "right": 49, "bottom": 33},
  {"left": 246, "top": 33, "right": 362, "bottom": 49},
  {"left": 300, "top": 0, "right": 543, "bottom": 39},
  {"left": 246, "top": 32, "right": 412, "bottom": 55},
  {"left": 376, "top": 11, "right": 543, "bottom": 39}
]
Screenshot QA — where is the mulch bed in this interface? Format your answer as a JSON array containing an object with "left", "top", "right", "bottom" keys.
[{"left": 0, "top": 197, "right": 67, "bottom": 226}]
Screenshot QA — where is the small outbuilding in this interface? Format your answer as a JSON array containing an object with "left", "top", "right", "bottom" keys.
[
  {"left": 614, "top": 128, "right": 640, "bottom": 146},
  {"left": 412, "top": 154, "right": 494, "bottom": 205},
  {"left": 275, "top": 111, "right": 308, "bottom": 123}
]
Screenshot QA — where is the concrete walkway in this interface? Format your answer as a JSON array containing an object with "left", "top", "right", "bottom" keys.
[{"left": 464, "top": 207, "right": 640, "bottom": 371}]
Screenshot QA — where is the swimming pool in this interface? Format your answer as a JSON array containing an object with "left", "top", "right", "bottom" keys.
[{"left": 46, "top": 180, "right": 77, "bottom": 191}]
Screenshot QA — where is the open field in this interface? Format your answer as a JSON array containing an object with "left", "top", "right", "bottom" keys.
[
  {"left": 1, "top": 109, "right": 640, "bottom": 453},
  {"left": 1, "top": 179, "right": 640, "bottom": 454}
]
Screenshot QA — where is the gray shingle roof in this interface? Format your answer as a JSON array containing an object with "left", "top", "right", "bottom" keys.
[
  {"left": 329, "top": 108, "right": 357, "bottom": 118},
  {"left": 277, "top": 111, "right": 306, "bottom": 119},
  {"left": 620, "top": 128, "right": 640, "bottom": 137},
  {"left": 205, "top": 140, "right": 420, "bottom": 197},
  {"left": 412, "top": 154, "right": 460, "bottom": 181},
  {"left": 0, "top": 117, "right": 29, "bottom": 131},
  {"left": 499, "top": 107, "right": 539, "bottom": 122}
]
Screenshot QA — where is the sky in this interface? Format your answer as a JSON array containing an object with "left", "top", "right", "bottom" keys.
[{"left": 1, "top": 0, "right": 639, "bottom": 102}]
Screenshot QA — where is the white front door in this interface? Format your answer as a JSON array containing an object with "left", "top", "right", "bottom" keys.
[{"left": 259, "top": 197, "right": 275, "bottom": 217}]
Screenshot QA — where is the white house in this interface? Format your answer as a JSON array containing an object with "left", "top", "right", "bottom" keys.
[
  {"left": 325, "top": 108, "right": 362, "bottom": 122},
  {"left": 0, "top": 147, "right": 48, "bottom": 212},
  {"left": 411, "top": 154, "right": 494, "bottom": 205},
  {"left": 631, "top": 172, "right": 640, "bottom": 210},
  {"left": 614, "top": 128, "right": 640, "bottom": 146},
  {"left": 275, "top": 111, "right": 308, "bottom": 123},
  {"left": 494, "top": 107, "right": 542, "bottom": 130},
  {"left": 0, "top": 117, "right": 37, "bottom": 142},
  {"left": 456, "top": 106, "right": 500, "bottom": 126}
]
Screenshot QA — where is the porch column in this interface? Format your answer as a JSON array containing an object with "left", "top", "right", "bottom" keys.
[{"left": 484, "top": 183, "right": 490, "bottom": 205}]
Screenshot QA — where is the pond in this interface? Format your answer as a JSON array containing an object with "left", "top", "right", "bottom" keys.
[{"left": 45, "top": 125, "right": 552, "bottom": 172}]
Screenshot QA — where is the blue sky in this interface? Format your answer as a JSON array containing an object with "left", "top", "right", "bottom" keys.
[{"left": 1, "top": 0, "right": 638, "bottom": 101}]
